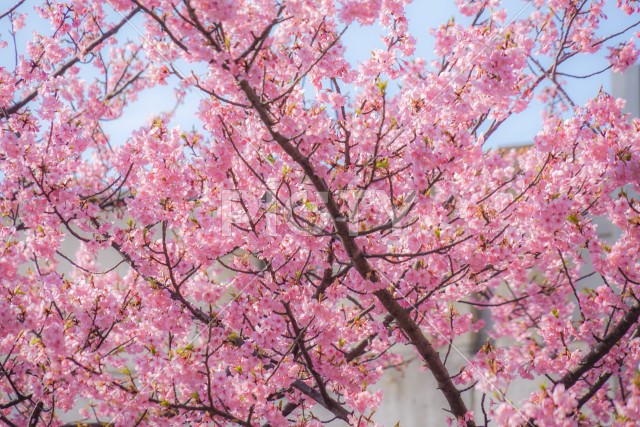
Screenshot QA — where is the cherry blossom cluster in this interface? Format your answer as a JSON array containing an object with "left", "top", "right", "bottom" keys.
[{"left": 1, "top": 0, "right": 640, "bottom": 426}]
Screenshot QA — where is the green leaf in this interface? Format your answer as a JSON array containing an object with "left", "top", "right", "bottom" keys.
[
  {"left": 227, "top": 332, "right": 243, "bottom": 346},
  {"left": 566, "top": 213, "right": 580, "bottom": 225},
  {"left": 375, "top": 158, "right": 389, "bottom": 169},
  {"left": 147, "top": 278, "right": 160, "bottom": 289}
]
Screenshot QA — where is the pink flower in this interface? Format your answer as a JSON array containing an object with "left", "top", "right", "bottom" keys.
[{"left": 608, "top": 40, "right": 639, "bottom": 73}]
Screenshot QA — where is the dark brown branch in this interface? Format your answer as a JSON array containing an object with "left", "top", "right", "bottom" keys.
[
  {"left": 283, "top": 303, "right": 351, "bottom": 423},
  {"left": 291, "top": 380, "right": 351, "bottom": 422},
  {"left": 576, "top": 371, "right": 612, "bottom": 410},
  {"left": 3, "top": 7, "right": 140, "bottom": 117},
  {"left": 27, "top": 401, "right": 44, "bottom": 427},
  {"left": 373, "top": 289, "right": 475, "bottom": 426},
  {"left": 559, "top": 303, "right": 640, "bottom": 390},
  {"left": 237, "top": 79, "right": 475, "bottom": 426},
  {"left": 0, "top": 0, "right": 26, "bottom": 20}
]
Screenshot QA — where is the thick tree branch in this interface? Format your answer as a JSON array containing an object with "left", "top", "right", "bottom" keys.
[
  {"left": 373, "top": 289, "right": 474, "bottom": 424},
  {"left": 559, "top": 303, "right": 640, "bottom": 390},
  {"left": 238, "top": 79, "right": 475, "bottom": 426},
  {"left": 291, "top": 380, "right": 351, "bottom": 423}
]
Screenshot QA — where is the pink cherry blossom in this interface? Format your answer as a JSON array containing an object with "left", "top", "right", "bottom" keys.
[{"left": 1, "top": 0, "right": 640, "bottom": 426}]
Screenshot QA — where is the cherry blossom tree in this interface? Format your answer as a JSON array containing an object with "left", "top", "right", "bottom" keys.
[{"left": 1, "top": 0, "right": 640, "bottom": 425}]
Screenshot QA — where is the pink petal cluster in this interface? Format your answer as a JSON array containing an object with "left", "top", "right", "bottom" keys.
[{"left": 1, "top": 1, "right": 640, "bottom": 426}]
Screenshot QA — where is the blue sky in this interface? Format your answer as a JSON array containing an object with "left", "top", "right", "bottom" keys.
[
  {"left": 341, "top": 0, "right": 639, "bottom": 147},
  {"left": 2, "top": 1, "right": 638, "bottom": 149}
]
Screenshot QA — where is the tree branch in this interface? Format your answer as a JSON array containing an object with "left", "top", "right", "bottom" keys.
[
  {"left": 238, "top": 78, "right": 475, "bottom": 426},
  {"left": 559, "top": 303, "right": 640, "bottom": 390}
]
